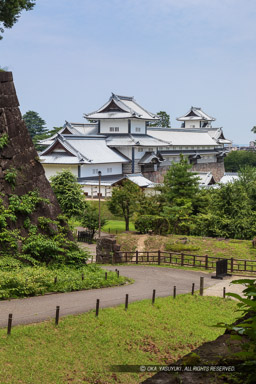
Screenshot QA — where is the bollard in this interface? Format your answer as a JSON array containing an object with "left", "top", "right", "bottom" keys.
[
  {"left": 125, "top": 294, "right": 129, "bottom": 310},
  {"left": 223, "top": 287, "right": 226, "bottom": 299},
  {"left": 96, "top": 299, "right": 100, "bottom": 317},
  {"left": 192, "top": 283, "right": 195, "bottom": 295},
  {"left": 173, "top": 286, "right": 176, "bottom": 299},
  {"left": 105, "top": 272, "right": 108, "bottom": 280},
  {"left": 55, "top": 306, "right": 60, "bottom": 325},
  {"left": 7, "top": 314, "right": 12, "bottom": 335},
  {"left": 200, "top": 277, "right": 204, "bottom": 296},
  {"left": 116, "top": 270, "right": 119, "bottom": 278},
  {"left": 152, "top": 289, "right": 156, "bottom": 305}
]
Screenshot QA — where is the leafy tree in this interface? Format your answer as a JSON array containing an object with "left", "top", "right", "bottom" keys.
[
  {"left": 23, "top": 110, "right": 47, "bottom": 138},
  {"left": 33, "top": 126, "right": 62, "bottom": 151},
  {"left": 50, "top": 170, "right": 87, "bottom": 219},
  {"left": 224, "top": 151, "right": 256, "bottom": 172},
  {"left": 158, "top": 156, "right": 200, "bottom": 234},
  {"left": 81, "top": 204, "right": 106, "bottom": 239},
  {"left": 0, "top": 0, "right": 36, "bottom": 39},
  {"left": 151, "top": 111, "right": 171, "bottom": 128},
  {"left": 107, "top": 180, "right": 141, "bottom": 231},
  {"left": 251, "top": 126, "right": 256, "bottom": 134}
]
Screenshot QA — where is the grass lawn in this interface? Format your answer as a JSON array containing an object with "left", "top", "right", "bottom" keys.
[
  {"left": 0, "top": 295, "right": 238, "bottom": 384},
  {"left": 117, "top": 233, "right": 256, "bottom": 261},
  {"left": 102, "top": 220, "right": 135, "bottom": 234}
]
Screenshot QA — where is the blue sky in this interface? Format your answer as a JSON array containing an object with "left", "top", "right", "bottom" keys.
[{"left": 1, "top": 0, "right": 256, "bottom": 144}]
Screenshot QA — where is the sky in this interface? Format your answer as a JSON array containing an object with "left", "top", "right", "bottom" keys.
[{"left": 1, "top": 0, "right": 256, "bottom": 144}]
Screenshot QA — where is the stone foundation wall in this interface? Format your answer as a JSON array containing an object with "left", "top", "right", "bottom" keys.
[
  {"left": 96, "top": 236, "right": 123, "bottom": 263},
  {"left": 0, "top": 72, "right": 70, "bottom": 237},
  {"left": 191, "top": 161, "right": 225, "bottom": 182},
  {"left": 143, "top": 161, "right": 225, "bottom": 183}
]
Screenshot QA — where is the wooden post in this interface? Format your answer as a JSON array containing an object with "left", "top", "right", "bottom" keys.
[
  {"left": 231, "top": 258, "right": 234, "bottom": 273},
  {"left": 158, "top": 250, "right": 161, "bottom": 265},
  {"left": 96, "top": 299, "right": 100, "bottom": 317},
  {"left": 200, "top": 277, "right": 204, "bottom": 296},
  {"left": 147, "top": 252, "right": 149, "bottom": 262},
  {"left": 125, "top": 294, "right": 129, "bottom": 311},
  {"left": 82, "top": 273, "right": 84, "bottom": 281},
  {"left": 193, "top": 255, "right": 196, "bottom": 267},
  {"left": 181, "top": 253, "right": 184, "bottom": 266},
  {"left": 54, "top": 276, "right": 57, "bottom": 284},
  {"left": 125, "top": 252, "right": 128, "bottom": 262},
  {"left": 192, "top": 283, "right": 195, "bottom": 295},
  {"left": 244, "top": 260, "right": 247, "bottom": 272},
  {"left": 170, "top": 253, "right": 172, "bottom": 264},
  {"left": 136, "top": 250, "right": 139, "bottom": 264},
  {"left": 7, "top": 314, "right": 12, "bottom": 335},
  {"left": 205, "top": 255, "right": 208, "bottom": 270},
  {"left": 173, "top": 286, "right": 176, "bottom": 299},
  {"left": 105, "top": 272, "right": 107, "bottom": 280},
  {"left": 223, "top": 287, "right": 226, "bottom": 299},
  {"left": 108, "top": 228, "right": 110, "bottom": 234},
  {"left": 152, "top": 289, "right": 156, "bottom": 305},
  {"left": 55, "top": 306, "right": 60, "bottom": 325},
  {"left": 116, "top": 270, "right": 119, "bottom": 278}
]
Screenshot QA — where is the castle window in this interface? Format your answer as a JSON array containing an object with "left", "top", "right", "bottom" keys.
[
  {"left": 138, "top": 148, "right": 143, "bottom": 152},
  {"left": 114, "top": 127, "right": 119, "bottom": 132},
  {"left": 92, "top": 169, "right": 99, "bottom": 174},
  {"left": 107, "top": 168, "right": 112, "bottom": 173},
  {"left": 135, "top": 127, "right": 141, "bottom": 132},
  {"left": 110, "top": 127, "right": 114, "bottom": 132},
  {"left": 148, "top": 147, "right": 154, "bottom": 151}
]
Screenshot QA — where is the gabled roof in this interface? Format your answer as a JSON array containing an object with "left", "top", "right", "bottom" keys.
[
  {"left": 85, "top": 93, "right": 159, "bottom": 121},
  {"left": 38, "top": 121, "right": 99, "bottom": 147},
  {"left": 138, "top": 152, "right": 165, "bottom": 165},
  {"left": 148, "top": 128, "right": 218, "bottom": 146},
  {"left": 40, "top": 134, "right": 129, "bottom": 164},
  {"left": 177, "top": 107, "right": 216, "bottom": 122},
  {"left": 112, "top": 173, "right": 156, "bottom": 188},
  {"left": 196, "top": 172, "right": 216, "bottom": 186},
  {"left": 106, "top": 134, "right": 170, "bottom": 147}
]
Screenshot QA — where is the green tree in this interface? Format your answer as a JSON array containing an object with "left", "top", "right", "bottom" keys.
[
  {"left": 50, "top": 170, "right": 86, "bottom": 219},
  {"left": 33, "top": 126, "right": 62, "bottom": 151},
  {"left": 81, "top": 204, "right": 106, "bottom": 239},
  {"left": 0, "top": 0, "right": 36, "bottom": 39},
  {"left": 151, "top": 111, "right": 171, "bottom": 128},
  {"left": 23, "top": 110, "right": 47, "bottom": 138},
  {"left": 159, "top": 156, "right": 200, "bottom": 234},
  {"left": 107, "top": 180, "right": 141, "bottom": 231},
  {"left": 224, "top": 151, "right": 256, "bottom": 172}
]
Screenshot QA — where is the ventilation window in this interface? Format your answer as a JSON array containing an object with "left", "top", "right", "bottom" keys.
[
  {"left": 114, "top": 127, "right": 119, "bottom": 132},
  {"left": 138, "top": 148, "right": 144, "bottom": 152},
  {"left": 135, "top": 127, "right": 141, "bottom": 132},
  {"left": 107, "top": 168, "right": 112, "bottom": 173},
  {"left": 109, "top": 127, "right": 115, "bottom": 132},
  {"left": 92, "top": 169, "right": 99, "bottom": 174}
]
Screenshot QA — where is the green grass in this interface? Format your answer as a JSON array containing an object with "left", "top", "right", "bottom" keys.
[
  {"left": 0, "top": 265, "right": 131, "bottom": 300},
  {"left": 0, "top": 295, "right": 238, "bottom": 384},
  {"left": 124, "top": 234, "right": 256, "bottom": 261},
  {"left": 102, "top": 220, "right": 135, "bottom": 234}
]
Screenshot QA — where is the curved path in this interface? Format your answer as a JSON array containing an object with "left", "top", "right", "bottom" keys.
[{"left": 0, "top": 266, "right": 220, "bottom": 328}]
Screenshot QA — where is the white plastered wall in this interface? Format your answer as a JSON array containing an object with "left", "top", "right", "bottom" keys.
[
  {"left": 42, "top": 164, "right": 78, "bottom": 180},
  {"left": 100, "top": 119, "right": 128, "bottom": 134}
]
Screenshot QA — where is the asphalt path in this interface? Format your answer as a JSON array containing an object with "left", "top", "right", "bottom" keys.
[{"left": 0, "top": 266, "right": 218, "bottom": 328}]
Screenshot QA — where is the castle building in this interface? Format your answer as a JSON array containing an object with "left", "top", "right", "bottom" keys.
[{"left": 39, "top": 94, "right": 231, "bottom": 196}]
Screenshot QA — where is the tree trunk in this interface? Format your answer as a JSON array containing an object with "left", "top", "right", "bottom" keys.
[{"left": 125, "top": 217, "right": 129, "bottom": 231}]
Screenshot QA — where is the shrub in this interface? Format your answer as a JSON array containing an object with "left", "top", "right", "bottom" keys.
[{"left": 135, "top": 215, "right": 169, "bottom": 235}]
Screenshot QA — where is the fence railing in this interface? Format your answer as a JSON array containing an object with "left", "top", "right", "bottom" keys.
[{"left": 114, "top": 250, "right": 256, "bottom": 274}]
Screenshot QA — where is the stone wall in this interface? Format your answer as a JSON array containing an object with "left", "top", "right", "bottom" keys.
[
  {"left": 0, "top": 72, "right": 70, "bottom": 237},
  {"left": 191, "top": 161, "right": 225, "bottom": 182},
  {"left": 143, "top": 161, "right": 225, "bottom": 183},
  {"left": 96, "top": 236, "right": 123, "bottom": 263}
]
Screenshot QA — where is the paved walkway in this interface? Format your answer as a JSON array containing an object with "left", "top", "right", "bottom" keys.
[{"left": 0, "top": 266, "right": 227, "bottom": 328}]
